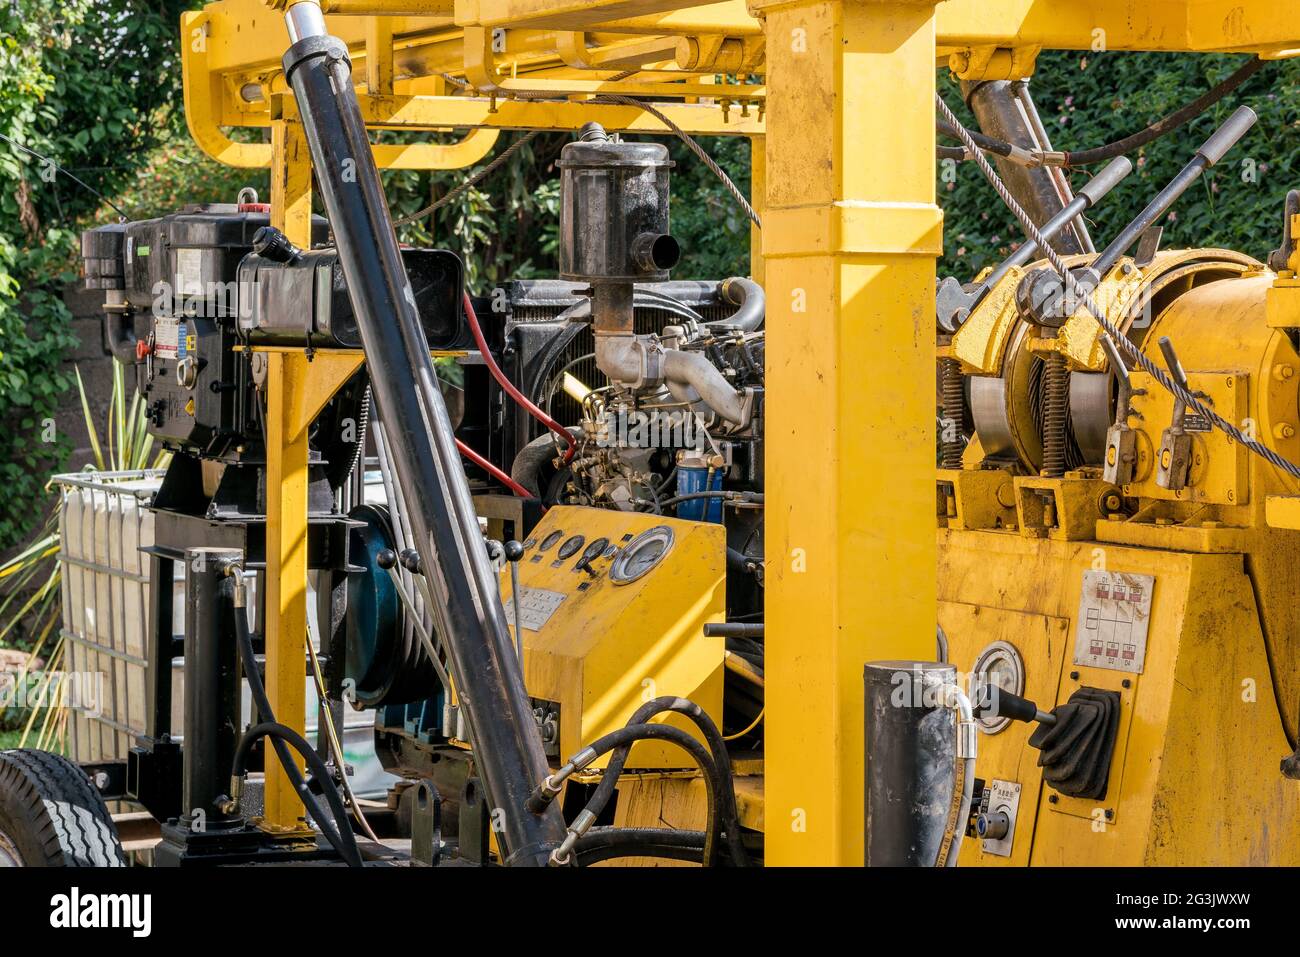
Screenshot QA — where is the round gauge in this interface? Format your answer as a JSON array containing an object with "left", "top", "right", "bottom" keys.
[
  {"left": 971, "top": 640, "right": 1025, "bottom": 735},
  {"left": 557, "top": 534, "right": 586, "bottom": 560},
  {"left": 610, "top": 526, "right": 675, "bottom": 585},
  {"left": 539, "top": 530, "right": 564, "bottom": 552},
  {"left": 580, "top": 537, "right": 610, "bottom": 566},
  {"left": 602, "top": 543, "right": 619, "bottom": 559}
]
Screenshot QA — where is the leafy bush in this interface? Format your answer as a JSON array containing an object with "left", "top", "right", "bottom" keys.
[
  {"left": 937, "top": 51, "right": 1300, "bottom": 277},
  {"left": 0, "top": 0, "right": 199, "bottom": 548}
]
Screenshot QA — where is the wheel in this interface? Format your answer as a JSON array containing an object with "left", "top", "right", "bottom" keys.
[{"left": 0, "top": 749, "right": 125, "bottom": 867}]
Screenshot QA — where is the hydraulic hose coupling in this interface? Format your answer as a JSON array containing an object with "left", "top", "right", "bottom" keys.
[
  {"left": 219, "top": 775, "right": 245, "bottom": 815},
  {"left": 548, "top": 809, "right": 598, "bottom": 867},
  {"left": 527, "top": 744, "right": 599, "bottom": 813},
  {"left": 220, "top": 559, "right": 247, "bottom": 607},
  {"left": 525, "top": 770, "right": 569, "bottom": 814},
  {"left": 924, "top": 674, "right": 978, "bottom": 761},
  {"left": 942, "top": 682, "right": 979, "bottom": 762}
]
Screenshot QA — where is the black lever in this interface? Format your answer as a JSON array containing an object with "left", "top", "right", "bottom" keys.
[{"left": 972, "top": 685, "right": 1057, "bottom": 726}]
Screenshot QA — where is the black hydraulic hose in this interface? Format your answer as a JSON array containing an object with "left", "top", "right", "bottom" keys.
[
  {"left": 712, "top": 277, "right": 764, "bottom": 332},
  {"left": 937, "top": 120, "right": 1017, "bottom": 158},
  {"left": 231, "top": 596, "right": 361, "bottom": 867},
  {"left": 232, "top": 721, "right": 362, "bottom": 868},
  {"left": 937, "top": 56, "right": 1266, "bottom": 167},
  {"left": 550, "top": 722, "right": 722, "bottom": 866},
  {"left": 660, "top": 490, "right": 764, "bottom": 510},
  {"left": 573, "top": 827, "right": 707, "bottom": 866},
  {"left": 103, "top": 312, "right": 140, "bottom": 365},
  {"left": 1065, "top": 56, "right": 1266, "bottom": 166},
  {"left": 579, "top": 697, "right": 748, "bottom": 866},
  {"left": 280, "top": 16, "right": 566, "bottom": 865}
]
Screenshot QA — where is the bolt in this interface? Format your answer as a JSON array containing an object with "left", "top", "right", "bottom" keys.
[
  {"left": 1105, "top": 809, "right": 1114, "bottom": 820},
  {"left": 1070, "top": 671, "right": 1080, "bottom": 681},
  {"left": 1048, "top": 794, "right": 1059, "bottom": 804},
  {"left": 1122, "top": 679, "right": 1131, "bottom": 689}
]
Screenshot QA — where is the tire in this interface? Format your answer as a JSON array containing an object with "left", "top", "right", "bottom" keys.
[{"left": 0, "top": 749, "right": 126, "bottom": 867}]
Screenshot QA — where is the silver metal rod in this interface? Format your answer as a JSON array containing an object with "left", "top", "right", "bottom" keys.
[{"left": 285, "top": 1, "right": 327, "bottom": 44}]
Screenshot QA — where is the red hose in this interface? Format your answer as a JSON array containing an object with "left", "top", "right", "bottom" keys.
[
  {"left": 463, "top": 291, "right": 578, "bottom": 462},
  {"left": 455, "top": 437, "right": 533, "bottom": 499}
]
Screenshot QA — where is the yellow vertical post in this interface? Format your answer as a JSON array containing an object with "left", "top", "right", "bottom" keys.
[
  {"left": 263, "top": 354, "right": 311, "bottom": 831},
  {"left": 263, "top": 117, "right": 314, "bottom": 832},
  {"left": 365, "top": 17, "right": 395, "bottom": 96},
  {"left": 753, "top": 0, "right": 943, "bottom": 865},
  {"left": 749, "top": 134, "right": 765, "bottom": 285},
  {"left": 271, "top": 117, "right": 314, "bottom": 249}
]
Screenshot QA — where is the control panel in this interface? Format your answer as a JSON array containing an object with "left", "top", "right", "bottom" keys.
[{"left": 499, "top": 505, "right": 726, "bottom": 769}]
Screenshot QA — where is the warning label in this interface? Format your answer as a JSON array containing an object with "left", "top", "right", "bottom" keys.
[
  {"left": 154, "top": 318, "right": 188, "bottom": 361},
  {"left": 1073, "top": 570, "right": 1154, "bottom": 674},
  {"left": 502, "top": 588, "right": 567, "bottom": 631}
]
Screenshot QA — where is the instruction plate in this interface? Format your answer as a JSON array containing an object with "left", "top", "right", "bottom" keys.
[
  {"left": 1073, "top": 570, "right": 1154, "bottom": 674},
  {"left": 503, "top": 587, "right": 567, "bottom": 631}
]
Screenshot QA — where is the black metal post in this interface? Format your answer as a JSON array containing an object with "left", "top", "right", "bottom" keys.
[
  {"left": 962, "top": 80, "right": 1084, "bottom": 255},
  {"left": 279, "top": 16, "right": 565, "bottom": 864},
  {"left": 181, "top": 547, "right": 243, "bottom": 829},
  {"left": 864, "top": 660, "right": 957, "bottom": 866}
]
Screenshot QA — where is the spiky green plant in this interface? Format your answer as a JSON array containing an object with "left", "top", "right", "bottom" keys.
[{"left": 0, "top": 361, "right": 168, "bottom": 751}]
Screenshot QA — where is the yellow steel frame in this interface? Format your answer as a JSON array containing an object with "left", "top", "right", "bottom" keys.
[{"left": 189, "top": 0, "right": 1300, "bottom": 855}]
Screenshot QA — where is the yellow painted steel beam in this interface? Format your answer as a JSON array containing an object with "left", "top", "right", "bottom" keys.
[
  {"left": 936, "top": 0, "right": 1300, "bottom": 54},
  {"left": 755, "top": 0, "right": 941, "bottom": 866},
  {"left": 261, "top": 349, "right": 367, "bottom": 832},
  {"left": 282, "top": 91, "right": 764, "bottom": 134},
  {"left": 749, "top": 134, "right": 764, "bottom": 286},
  {"left": 448, "top": 0, "right": 1300, "bottom": 51},
  {"left": 461, "top": 24, "right": 762, "bottom": 96}
]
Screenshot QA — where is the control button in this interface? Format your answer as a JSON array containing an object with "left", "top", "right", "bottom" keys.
[{"left": 976, "top": 810, "right": 1011, "bottom": 841}]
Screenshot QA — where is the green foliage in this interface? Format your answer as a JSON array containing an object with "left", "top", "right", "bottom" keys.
[
  {"left": 388, "top": 129, "right": 753, "bottom": 290},
  {"left": 937, "top": 51, "right": 1300, "bottom": 278},
  {"left": 0, "top": 0, "right": 200, "bottom": 548},
  {"left": 666, "top": 135, "right": 753, "bottom": 279}
]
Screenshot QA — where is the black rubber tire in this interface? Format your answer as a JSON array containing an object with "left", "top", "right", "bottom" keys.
[{"left": 0, "top": 749, "right": 126, "bottom": 867}]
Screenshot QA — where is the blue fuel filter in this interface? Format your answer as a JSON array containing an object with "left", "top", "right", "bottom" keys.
[{"left": 675, "top": 463, "right": 724, "bottom": 522}]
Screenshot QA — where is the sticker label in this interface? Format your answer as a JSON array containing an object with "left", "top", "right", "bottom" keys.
[
  {"left": 175, "top": 248, "right": 203, "bottom": 296},
  {"left": 154, "top": 318, "right": 188, "bottom": 361},
  {"left": 1073, "top": 570, "right": 1154, "bottom": 674},
  {"left": 502, "top": 588, "right": 567, "bottom": 631}
]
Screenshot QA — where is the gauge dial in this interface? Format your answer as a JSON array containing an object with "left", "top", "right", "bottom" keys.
[
  {"left": 971, "top": 640, "right": 1025, "bottom": 735},
  {"left": 610, "top": 526, "right": 675, "bottom": 585},
  {"left": 539, "top": 530, "right": 564, "bottom": 552},
  {"left": 580, "top": 537, "right": 610, "bottom": 566},
  {"left": 557, "top": 534, "right": 586, "bottom": 560}
]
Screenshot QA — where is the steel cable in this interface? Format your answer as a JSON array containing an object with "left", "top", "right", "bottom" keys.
[{"left": 936, "top": 93, "right": 1300, "bottom": 482}]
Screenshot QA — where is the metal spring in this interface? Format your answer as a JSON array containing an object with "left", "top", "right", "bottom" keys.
[
  {"left": 1041, "top": 351, "right": 1069, "bottom": 478},
  {"left": 939, "top": 358, "right": 965, "bottom": 470}
]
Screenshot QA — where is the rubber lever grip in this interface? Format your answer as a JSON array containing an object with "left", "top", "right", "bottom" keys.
[
  {"left": 1077, "top": 156, "right": 1133, "bottom": 207},
  {"left": 1197, "top": 105, "right": 1258, "bottom": 166},
  {"left": 973, "top": 685, "right": 1041, "bottom": 724}
]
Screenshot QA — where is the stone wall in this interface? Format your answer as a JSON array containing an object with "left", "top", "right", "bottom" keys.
[{"left": 60, "top": 284, "right": 119, "bottom": 471}]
